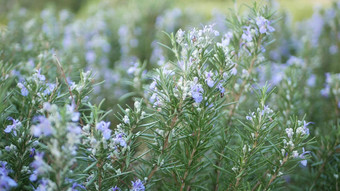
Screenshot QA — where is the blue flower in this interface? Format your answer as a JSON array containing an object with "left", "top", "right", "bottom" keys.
[
  {"left": 149, "top": 80, "right": 157, "bottom": 90},
  {"left": 303, "top": 121, "right": 312, "bottom": 135},
  {"left": 96, "top": 121, "right": 112, "bottom": 140},
  {"left": 31, "top": 116, "right": 54, "bottom": 137},
  {"left": 127, "top": 62, "right": 139, "bottom": 75},
  {"left": 34, "top": 178, "right": 48, "bottom": 191},
  {"left": 241, "top": 26, "right": 252, "bottom": 42},
  {"left": 86, "top": 50, "right": 96, "bottom": 64},
  {"left": 307, "top": 74, "right": 316, "bottom": 87},
  {"left": 29, "top": 148, "right": 36, "bottom": 158},
  {"left": 4, "top": 117, "right": 21, "bottom": 136},
  {"left": 230, "top": 68, "right": 237, "bottom": 76},
  {"left": 217, "top": 82, "right": 225, "bottom": 94},
  {"left": 299, "top": 148, "right": 310, "bottom": 167},
  {"left": 67, "top": 104, "right": 80, "bottom": 122},
  {"left": 17, "top": 82, "right": 29, "bottom": 96},
  {"left": 256, "top": 16, "right": 275, "bottom": 34},
  {"left": 71, "top": 182, "right": 86, "bottom": 191},
  {"left": 34, "top": 69, "right": 46, "bottom": 81},
  {"left": 131, "top": 179, "right": 145, "bottom": 191},
  {"left": 0, "top": 161, "right": 17, "bottom": 190},
  {"left": 67, "top": 124, "right": 82, "bottom": 135},
  {"left": 43, "top": 83, "right": 56, "bottom": 96},
  {"left": 114, "top": 133, "right": 127, "bottom": 147},
  {"left": 191, "top": 78, "right": 203, "bottom": 103},
  {"left": 110, "top": 186, "right": 120, "bottom": 191},
  {"left": 205, "top": 71, "right": 215, "bottom": 88},
  {"left": 320, "top": 84, "right": 330, "bottom": 97},
  {"left": 30, "top": 152, "right": 45, "bottom": 182}
]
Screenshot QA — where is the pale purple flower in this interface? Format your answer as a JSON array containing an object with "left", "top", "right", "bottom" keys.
[
  {"left": 114, "top": 133, "right": 127, "bottom": 147},
  {"left": 63, "top": 34, "right": 72, "bottom": 48},
  {"left": 67, "top": 125, "right": 82, "bottom": 135},
  {"left": 219, "top": 32, "right": 233, "bottom": 47},
  {"left": 230, "top": 67, "right": 237, "bottom": 76},
  {"left": 287, "top": 56, "right": 304, "bottom": 66},
  {"left": 31, "top": 116, "right": 54, "bottom": 137},
  {"left": 130, "top": 38, "right": 139, "bottom": 47},
  {"left": 30, "top": 152, "right": 45, "bottom": 181},
  {"left": 303, "top": 121, "right": 312, "bottom": 135},
  {"left": 131, "top": 179, "right": 145, "bottom": 191},
  {"left": 191, "top": 77, "right": 204, "bottom": 103},
  {"left": 205, "top": 71, "right": 215, "bottom": 88},
  {"left": 71, "top": 182, "right": 86, "bottom": 191},
  {"left": 256, "top": 16, "right": 275, "bottom": 34},
  {"left": 86, "top": 50, "right": 96, "bottom": 64},
  {"left": 299, "top": 148, "right": 310, "bottom": 167},
  {"left": 102, "top": 129, "right": 112, "bottom": 140},
  {"left": 320, "top": 85, "right": 330, "bottom": 97},
  {"left": 34, "top": 178, "right": 48, "bottom": 191},
  {"left": 43, "top": 83, "right": 56, "bottom": 95},
  {"left": 30, "top": 148, "right": 36, "bottom": 157},
  {"left": 261, "top": 105, "right": 273, "bottom": 116},
  {"left": 308, "top": 12, "right": 324, "bottom": 47},
  {"left": 307, "top": 74, "right": 316, "bottom": 87},
  {"left": 191, "top": 84, "right": 203, "bottom": 103},
  {"left": 149, "top": 80, "right": 157, "bottom": 90},
  {"left": 4, "top": 117, "right": 21, "bottom": 136},
  {"left": 67, "top": 104, "right": 80, "bottom": 122},
  {"left": 329, "top": 45, "right": 338, "bottom": 55},
  {"left": 150, "top": 93, "right": 158, "bottom": 103},
  {"left": 217, "top": 82, "right": 225, "bottom": 94},
  {"left": 96, "top": 121, "right": 112, "bottom": 140},
  {"left": 35, "top": 69, "right": 46, "bottom": 81},
  {"left": 127, "top": 62, "right": 139, "bottom": 75},
  {"left": 17, "top": 82, "right": 29, "bottom": 96},
  {"left": 241, "top": 26, "right": 252, "bottom": 42},
  {"left": 0, "top": 161, "right": 17, "bottom": 190},
  {"left": 110, "top": 186, "right": 120, "bottom": 191}
]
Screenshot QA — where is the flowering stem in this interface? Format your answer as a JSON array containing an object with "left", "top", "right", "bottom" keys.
[
  {"left": 54, "top": 54, "right": 74, "bottom": 104},
  {"left": 180, "top": 129, "right": 201, "bottom": 191},
  {"left": 147, "top": 115, "right": 178, "bottom": 182},
  {"left": 312, "top": 143, "right": 337, "bottom": 188},
  {"left": 251, "top": 170, "right": 269, "bottom": 191},
  {"left": 265, "top": 155, "right": 288, "bottom": 190},
  {"left": 215, "top": 52, "right": 260, "bottom": 190}
]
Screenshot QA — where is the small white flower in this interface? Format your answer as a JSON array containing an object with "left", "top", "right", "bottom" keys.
[
  {"left": 134, "top": 101, "right": 141, "bottom": 112},
  {"left": 285, "top": 128, "right": 294, "bottom": 138},
  {"left": 123, "top": 115, "right": 130, "bottom": 124},
  {"left": 292, "top": 150, "right": 299, "bottom": 158}
]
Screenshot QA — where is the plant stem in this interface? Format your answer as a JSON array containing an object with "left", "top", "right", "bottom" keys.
[{"left": 180, "top": 129, "right": 201, "bottom": 191}]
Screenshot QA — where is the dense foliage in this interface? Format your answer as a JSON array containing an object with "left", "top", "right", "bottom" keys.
[{"left": 0, "top": 0, "right": 339, "bottom": 190}]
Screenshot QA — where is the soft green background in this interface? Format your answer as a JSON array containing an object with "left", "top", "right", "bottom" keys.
[{"left": 0, "top": 0, "right": 333, "bottom": 24}]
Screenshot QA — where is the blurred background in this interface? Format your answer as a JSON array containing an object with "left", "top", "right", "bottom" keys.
[
  {"left": 0, "top": 0, "right": 334, "bottom": 24},
  {"left": 0, "top": 0, "right": 338, "bottom": 121}
]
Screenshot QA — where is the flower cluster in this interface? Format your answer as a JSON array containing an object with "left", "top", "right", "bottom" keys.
[{"left": 283, "top": 120, "right": 312, "bottom": 166}]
